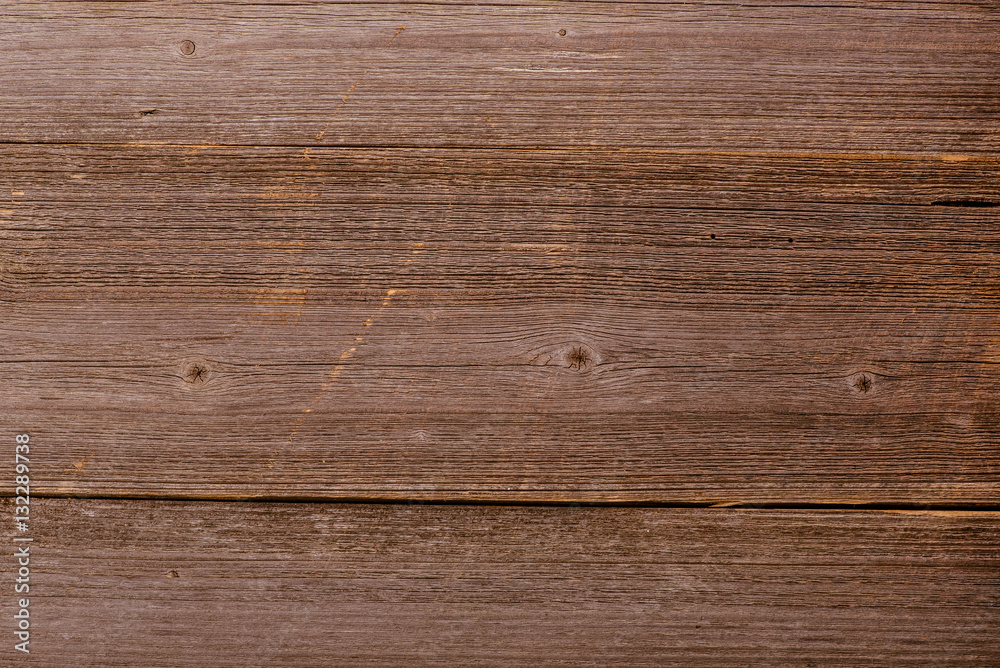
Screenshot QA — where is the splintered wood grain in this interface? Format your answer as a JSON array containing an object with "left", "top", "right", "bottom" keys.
[
  {"left": 1, "top": 144, "right": 998, "bottom": 503},
  {"left": 1, "top": 499, "right": 997, "bottom": 666},
  {"left": 1, "top": 1, "right": 998, "bottom": 154}
]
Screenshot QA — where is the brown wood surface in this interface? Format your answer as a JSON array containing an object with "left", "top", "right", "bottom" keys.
[
  {"left": 2, "top": 0, "right": 998, "bottom": 664},
  {"left": 2, "top": 144, "right": 998, "bottom": 503},
  {"left": 3, "top": 499, "right": 998, "bottom": 667},
  {"left": 2, "top": 1, "right": 998, "bottom": 154}
]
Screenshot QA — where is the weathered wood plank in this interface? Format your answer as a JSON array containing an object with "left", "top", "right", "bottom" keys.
[
  {"left": 3, "top": 145, "right": 998, "bottom": 212},
  {"left": 1, "top": 2, "right": 997, "bottom": 153},
  {"left": 5, "top": 205, "right": 1000, "bottom": 301},
  {"left": 2, "top": 499, "right": 997, "bottom": 666},
  {"left": 5, "top": 312, "right": 998, "bottom": 504},
  {"left": 2, "top": 1, "right": 996, "bottom": 664},
  {"left": 7, "top": 412, "right": 997, "bottom": 504},
  {"left": 3, "top": 146, "right": 997, "bottom": 307},
  {"left": 2, "top": 145, "right": 997, "bottom": 502}
]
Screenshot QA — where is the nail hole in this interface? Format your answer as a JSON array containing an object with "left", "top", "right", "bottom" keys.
[
  {"left": 179, "top": 40, "right": 196, "bottom": 56},
  {"left": 788, "top": 238, "right": 794, "bottom": 243},
  {"left": 710, "top": 233, "right": 716, "bottom": 239}
]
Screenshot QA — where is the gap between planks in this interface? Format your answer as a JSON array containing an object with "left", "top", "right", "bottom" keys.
[{"left": 10, "top": 493, "right": 1000, "bottom": 513}]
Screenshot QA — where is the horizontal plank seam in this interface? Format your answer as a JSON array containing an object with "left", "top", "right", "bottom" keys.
[
  {"left": 8, "top": 203, "right": 997, "bottom": 215},
  {"left": 3, "top": 361, "right": 995, "bottom": 369},
  {"left": 8, "top": 493, "right": 1000, "bottom": 511},
  {"left": 17, "top": 0, "right": 990, "bottom": 9},
  {"left": 17, "top": 0, "right": 999, "bottom": 8}
]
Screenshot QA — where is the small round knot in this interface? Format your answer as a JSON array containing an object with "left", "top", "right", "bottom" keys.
[
  {"left": 557, "top": 29, "right": 567, "bottom": 37},
  {"left": 179, "top": 40, "right": 196, "bottom": 56}
]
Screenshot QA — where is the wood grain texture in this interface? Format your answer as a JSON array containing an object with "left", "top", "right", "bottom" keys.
[
  {"left": 2, "top": 499, "right": 997, "bottom": 666},
  {"left": 4, "top": 145, "right": 999, "bottom": 210},
  {"left": 2, "top": 146, "right": 997, "bottom": 502},
  {"left": 2, "top": 0, "right": 998, "bottom": 662},
  {"left": 1, "top": 1, "right": 998, "bottom": 154}
]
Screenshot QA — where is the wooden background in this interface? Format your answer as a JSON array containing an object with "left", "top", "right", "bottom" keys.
[{"left": 2, "top": 0, "right": 998, "bottom": 664}]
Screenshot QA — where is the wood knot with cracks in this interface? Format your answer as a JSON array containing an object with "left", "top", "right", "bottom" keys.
[
  {"left": 183, "top": 361, "right": 210, "bottom": 384},
  {"left": 568, "top": 346, "right": 591, "bottom": 371},
  {"left": 853, "top": 374, "right": 872, "bottom": 394},
  {"left": 166, "top": 569, "right": 180, "bottom": 578},
  {"left": 137, "top": 109, "right": 159, "bottom": 117}
]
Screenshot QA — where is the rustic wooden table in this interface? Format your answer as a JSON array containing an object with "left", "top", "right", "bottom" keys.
[{"left": 2, "top": 1, "right": 998, "bottom": 665}]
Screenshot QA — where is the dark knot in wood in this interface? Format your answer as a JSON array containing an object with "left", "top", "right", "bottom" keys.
[
  {"left": 568, "top": 346, "right": 591, "bottom": 371},
  {"left": 183, "top": 362, "right": 209, "bottom": 384}
]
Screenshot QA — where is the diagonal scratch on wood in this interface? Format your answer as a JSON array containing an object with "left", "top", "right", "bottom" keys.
[
  {"left": 314, "top": 78, "right": 365, "bottom": 142},
  {"left": 281, "top": 289, "right": 400, "bottom": 449},
  {"left": 386, "top": 23, "right": 406, "bottom": 46},
  {"left": 280, "top": 18, "right": 410, "bottom": 465},
  {"left": 313, "top": 24, "right": 406, "bottom": 142}
]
